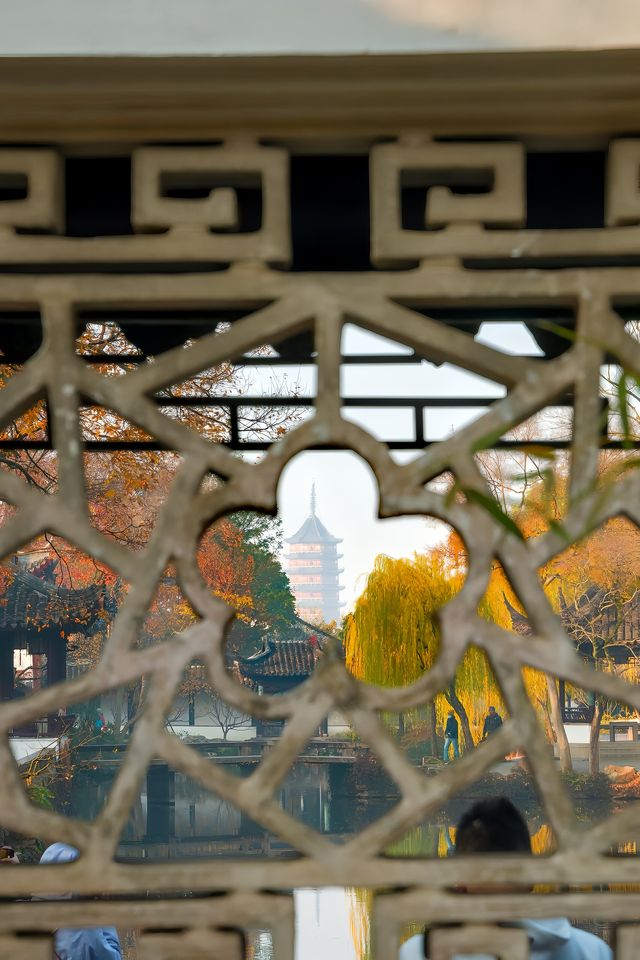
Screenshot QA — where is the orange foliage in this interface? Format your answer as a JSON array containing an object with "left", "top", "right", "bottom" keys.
[
  {"left": 197, "top": 519, "right": 255, "bottom": 617},
  {"left": 545, "top": 516, "right": 640, "bottom": 601}
]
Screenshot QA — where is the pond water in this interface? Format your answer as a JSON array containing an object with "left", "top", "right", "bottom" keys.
[
  {"left": 71, "top": 762, "right": 470, "bottom": 859},
  {"left": 67, "top": 763, "right": 621, "bottom": 959}
]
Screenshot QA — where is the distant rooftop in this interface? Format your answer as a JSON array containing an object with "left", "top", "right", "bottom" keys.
[
  {"left": 240, "top": 637, "right": 319, "bottom": 678},
  {"left": 3, "top": 0, "right": 640, "bottom": 57},
  {"left": 0, "top": 562, "right": 113, "bottom": 633}
]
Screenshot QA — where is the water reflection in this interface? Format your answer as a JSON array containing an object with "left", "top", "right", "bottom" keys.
[
  {"left": 251, "top": 930, "right": 273, "bottom": 960},
  {"left": 71, "top": 762, "right": 569, "bottom": 862},
  {"left": 71, "top": 763, "right": 396, "bottom": 859},
  {"left": 67, "top": 768, "right": 618, "bottom": 959}
]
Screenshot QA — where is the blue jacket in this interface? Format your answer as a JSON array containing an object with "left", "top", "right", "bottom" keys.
[
  {"left": 400, "top": 919, "right": 612, "bottom": 960},
  {"left": 39, "top": 844, "right": 122, "bottom": 960}
]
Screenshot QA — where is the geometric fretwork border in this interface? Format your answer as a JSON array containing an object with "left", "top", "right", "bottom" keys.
[
  {"left": 0, "top": 893, "right": 294, "bottom": 959},
  {"left": 1, "top": 132, "right": 640, "bottom": 960},
  {"left": 374, "top": 890, "right": 640, "bottom": 960}
]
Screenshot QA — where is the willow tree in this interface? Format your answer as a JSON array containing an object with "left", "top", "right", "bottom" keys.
[{"left": 344, "top": 552, "right": 495, "bottom": 750}]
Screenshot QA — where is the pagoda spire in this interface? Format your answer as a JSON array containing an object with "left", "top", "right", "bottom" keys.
[{"left": 310, "top": 482, "right": 316, "bottom": 516}]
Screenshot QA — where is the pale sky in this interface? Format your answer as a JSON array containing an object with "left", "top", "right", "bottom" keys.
[
  {"left": 2, "top": 0, "right": 640, "bottom": 56},
  {"left": 247, "top": 321, "right": 543, "bottom": 613}
]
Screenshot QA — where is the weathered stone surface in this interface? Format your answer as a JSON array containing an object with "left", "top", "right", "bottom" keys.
[{"left": 1, "top": 54, "right": 640, "bottom": 956}]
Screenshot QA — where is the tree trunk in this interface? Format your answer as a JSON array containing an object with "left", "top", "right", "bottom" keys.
[
  {"left": 127, "top": 676, "right": 148, "bottom": 730},
  {"left": 397, "top": 712, "right": 405, "bottom": 737},
  {"left": 546, "top": 675, "right": 573, "bottom": 772},
  {"left": 537, "top": 695, "right": 556, "bottom": 744},
  {"left": 112, "top": 687, "right": 125, "bottom": 739},
  {"left": 445, "top": 686, "right": 473, "bottom": 753},
  {"left": 589, "top": 699, "right": 603, "bottom": 775},
  {"left": 428, "top": 701, "right": 437, "bottom": 756}
]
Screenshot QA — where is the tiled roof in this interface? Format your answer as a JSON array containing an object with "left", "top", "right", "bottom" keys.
[
  {"left": 505, "top": 588, "right": 640, "bottom": 651},
  {"left": 284, "top": 512, "right": 341, "bottom": 545},
  {"left": 0, "top": 566, "right": 113, "bottom": 633},
  {"left": 239, "top": 636, "right": 320, "bottom": 678}
]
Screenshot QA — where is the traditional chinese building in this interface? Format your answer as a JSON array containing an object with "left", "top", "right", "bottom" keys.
[
  {"left": 284, "top": 485, "right": 343, "bottom": 624},
  {"left": 237, "top": 625, "right": 327, "bottom": 735},
  {"left": 238, "top": 630, "right": 321, "bottom": 697},
  {"left": 0, "top": 557, "right": 116, "bottom": 733},
  {"left": 505, "top": 589, "right": 640, "bottom": 722}
]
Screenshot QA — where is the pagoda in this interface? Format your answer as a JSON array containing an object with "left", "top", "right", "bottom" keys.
[{"left": 284, "top": 485, "right": 343, "bottom": 624}]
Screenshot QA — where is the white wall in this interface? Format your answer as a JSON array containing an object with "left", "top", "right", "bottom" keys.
[
  {"left": 9, "top": 737, "right": 58, "bottom": 765},
  {"left": 327, "top": 711, "right": 351, "bottom": 736},
  {"left": 169, "top": 724, "right": 256, "bottom": 742},
  {"left": 563, "top": 723, "right": 591, "bottom": 744}
]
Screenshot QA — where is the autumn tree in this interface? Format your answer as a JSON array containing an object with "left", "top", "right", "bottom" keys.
[
  {"left": 540, "top": 515, "right": 640, "bottom": 773},
  {"left": 474, "top": 410, "right": 640, "bottom": 774},
  {"left": 344, "top": 551, "right": 505, "bottom": 751},
  {"left": 0, "top": 317, "right": 301, "bottom": 547},
  {"left": 0, "top": 320, "right": 300, "bottom": 729}
]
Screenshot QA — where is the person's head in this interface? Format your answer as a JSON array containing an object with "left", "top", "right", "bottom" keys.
[
  {"left": 455, "top": 797, "right": 531, "bottom": 855},
  {"left": 488, "top": 706, "right": 496, "bottom": 715}
]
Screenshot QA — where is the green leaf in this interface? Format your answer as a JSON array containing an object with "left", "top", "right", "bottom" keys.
[
  {"left": 541, "top": 467, "right": 555, "bottom": 493},
  {"left": 461, "top": 487, "right": 525, "bottom": 540},
  {"left": 536, "top": 319, "right": 577, "bottom": 343},
  {"left": 521, "top": 445, "right": 557, "bottom": 460},
  {"left": 444, "top": 479, "right": 461, "bottom": 508},
  {"left": 511, "top": 466, "right": 556, "bottom": 493}
]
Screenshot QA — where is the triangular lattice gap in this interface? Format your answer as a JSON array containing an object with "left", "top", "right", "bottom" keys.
[{"left": 145, "top": 300, "right": 316, "bottom": 452}]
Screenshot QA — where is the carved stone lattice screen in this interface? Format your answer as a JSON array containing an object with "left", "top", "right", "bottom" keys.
[{"left": 3, "top": 56, "right": 640, "bottom": 955}]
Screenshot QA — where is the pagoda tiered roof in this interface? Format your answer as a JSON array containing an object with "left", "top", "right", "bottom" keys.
[
  {"left": 284, "top": 513, "right": 342, "bottom": 545},
  {"left": 284, "top": 484, "right": 344, "bottom": 623}
]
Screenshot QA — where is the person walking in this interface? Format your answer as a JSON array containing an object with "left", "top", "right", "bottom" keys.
[
  {"left": 443, "top": 710, "right": 459, "bottom": 762},
  {"left": 39, "top": 843, "right": 122, "bottom": 960},
  {"left": 482, "top": 705, "right": 503, "bottom": 739}
]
